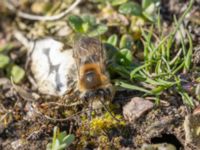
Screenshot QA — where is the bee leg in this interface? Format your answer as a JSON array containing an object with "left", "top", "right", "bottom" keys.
[{"left": 99, "top": 96, "right": 121, "bottom": 122}]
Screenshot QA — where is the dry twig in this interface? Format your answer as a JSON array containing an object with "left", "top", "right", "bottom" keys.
[{"left": 5, "top": 0, "right": 82, "bottom": 21}]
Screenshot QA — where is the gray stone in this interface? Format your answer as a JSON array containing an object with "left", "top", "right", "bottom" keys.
[{"left": 123, "top": 97, "right": 154, "bottom": 123}]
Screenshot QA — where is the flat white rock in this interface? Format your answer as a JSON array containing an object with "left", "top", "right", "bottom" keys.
[{"left": 30, "top": 38, "right": 75, "bottom": 96}]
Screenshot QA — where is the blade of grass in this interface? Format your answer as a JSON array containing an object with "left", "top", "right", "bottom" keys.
[
  {"left": 166, "top": 35, "right": 173, "bottom": 61},
  {"left": 115, "top": 80, "right": 152, "bottom": 94},
  {"left": 169, "top": 48, "right": 182, "bottom": 65},
  {"left": 172, "top": 61, "right": 185, "bottom": 74},
  {"left": 175, "top": 77, "right": 194, "bottom": 107},
  {"left": 130, "top": 63, "right": 150, "bottom": 79},
  {"left": 155, "top": 60, "right": 162, "bottom": 74},
  {"left": 161, "top": 56, "right": 171, "bottom": 73},
  {"left": 179, "top": 91, "right": 194, "bottom": 107},
  {"left": 184, "top": 30, "right": 193, "bottom": 72},
  {"left": 153, "top": 0, "right": 194, "bottom": 52}
]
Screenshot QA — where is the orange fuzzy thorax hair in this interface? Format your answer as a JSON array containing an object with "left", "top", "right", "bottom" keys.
[{"left": 78, "top": 63, "right": 109, "bottom": 92}]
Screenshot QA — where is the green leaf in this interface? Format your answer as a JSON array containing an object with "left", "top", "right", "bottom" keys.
[
  {"left": 47, "top": 126, "right": 75, "bottom": 150},
  {"left": 0, "top": 43, "right": 13, "bottom": 52},
  {"left": 131, "top": 73, "right": 146, "bottom": 81},
  {"left": 195, "top": 84, "right": 200, "bottom": 100},
  {"left": 184, "top": 31, "right": 193, "bottom": 71},
  {"left": 81, "top": 15, "right": 96, "bottom": 26},
  {"left": 0, "top": 54, "right": 10, "bottom": 68},
  {"left": 81, "top": 15, "right": 96, "bottom": 32},
  {"left": 58, "top": 132, "right": 67, "bottom": 143},
  {"left": 68, "top": 15, "right": 84, "bottom": 33},
  {"left": 142, "top": 4, "right": 156, "bottom": 22},
  {"left": 10, "top": 65, "right": 25, "bottom": 83},
  {"left": 116, "top": 48, "right": 133, "bottom": 66},
  {"left": 107, "top": 34, "right": 118, "bottom": 46},
  {"left": 142, "top": 0, "right": 160, "bottom": 22},
  {"left": 130, "top": 64, "right": 149, "bottom": 79},
  {"left": 46, "top": 143, "right": 52, "bottom": 150},
  {"left": 88, "top": 24, "right": 108, "bottom": 37},
  {"left": 115, "top": 80, "right": 151, "bottom": 94},
  {"left": 53, "top": 139, "right": 60, "bottom": 150},
  {"left": 104, "top": 43, "right": 118, "bottom": 59},
  {"left": 51, "top": 126, "right": 58, "bottom": 150},
  {"left": 179, "top": 91, "right": 194, "bottom": 107},
  {"left": 57, "top": 144, "right": 67, "bottom": 150},
  {"left": 142, "top": 0, "right": 160, "bottom": 10},
  {"left": 119, "top": 34, "right": 133, "bottom": 49},
  {"left": 111, "top": 0, "right": 128, "bottom": 6},
  {"left": 150, "top": 85, "right": 169, "bottom": 95},
  {"left": 63, "top": 134, "right": 75, "bottom": 147},
  {"left": 82, "top": 22, "right": 90, "bottom": 33},
  {"left": 119, "top": 2, "right": 142, "bottom": 16},
  {"left": 108, "top": 64, "right": 130, "bottom": 78}
]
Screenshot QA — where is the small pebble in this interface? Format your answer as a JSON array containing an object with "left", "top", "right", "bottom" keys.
[{"left": 123, "top": 97, "right": 154, "bottom": 123}]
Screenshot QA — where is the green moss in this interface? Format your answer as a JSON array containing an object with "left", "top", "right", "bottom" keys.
[{"left": 89, "top": 112, "right": 125, "bottom": 134}]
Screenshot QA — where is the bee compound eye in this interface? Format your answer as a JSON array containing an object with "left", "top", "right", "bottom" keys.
[
  {"left": 97, "top": 89, "right": 104, "bottom": 94},
  {"left": 81, "top": 91, "right": 95, "bottom": 101},
  {"left": 105, "top": 88, "right": 111, "bottom": 95}
]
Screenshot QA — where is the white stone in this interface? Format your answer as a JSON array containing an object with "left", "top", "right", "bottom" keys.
[{"left": 30, "top": 38, "right": 75, "bottom": 96}]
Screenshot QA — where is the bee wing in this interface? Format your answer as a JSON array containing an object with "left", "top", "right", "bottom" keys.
[{"left": 73, "top": 35, "right": 106, "bottom": 73}]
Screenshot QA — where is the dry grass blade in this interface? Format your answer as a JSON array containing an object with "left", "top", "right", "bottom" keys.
[
  {"left": 5, "top": 0, "right": 82, "bottom": 21},
  {"left": 11, "top": 78, "right": 37, "bottom": 102}
]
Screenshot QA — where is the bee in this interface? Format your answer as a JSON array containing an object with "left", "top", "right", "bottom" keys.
[
  {"left": 70, "top": 36, "right": 114, "bottom": 102},
  {"left": 28, "top": 34, "right": 113, "bottom": 104}
]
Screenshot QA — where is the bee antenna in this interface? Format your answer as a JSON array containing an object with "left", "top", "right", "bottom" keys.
[{"left": 99, "top": 97, "right": 121, "bottom": 122}]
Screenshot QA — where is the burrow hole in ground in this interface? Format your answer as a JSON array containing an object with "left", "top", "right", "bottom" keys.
[{"left": 151, "top": 133, "right": 183, "bottom": 149}]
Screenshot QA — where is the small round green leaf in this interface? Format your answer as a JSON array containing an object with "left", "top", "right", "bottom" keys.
[
  {"left": 142, "top": 3, "right": 156, "bottom": 22},
  {"left": 116, "top": 48, "right": 133, "bottom": 66},
  {"left": 119, "top": 34, "right": 133, "bottom": 49},
  {"left": 111, "top": 0, "right": 128, "bottom": 6},
  {"left": 119, "top": 2, "right": 142, "bottom": 16},
  {"left": 63, "top": 134, "right": 75, "bottom": 147},
  {"left": 107, "top": 34, "right": 118, "bottom": 47},
  {"left": 142, "top": 0, "right": 160, "bottom": 10},
  {"left": 0, "top": 44, "right": 13, "bottom": 52},
  {"left": 0, "top": 54, "right": 10, "bottom": 68},
  {"left": 11, "top": 65, "right": 25, "bottom": 83},
  {"left": 68, "top": 15, "right": 84, "bottom": 33},
  {"left": 82, "top": 22, "right": 90, "bottom": 33},
  {"left": 81, "top": 15, "right": 96, "bottom": 26},
  {"left": 142, "top": 0, "right": 160, "bottom": 22},
  {"left": 88, "top": 24, "right": 108, "bottom": 37}
]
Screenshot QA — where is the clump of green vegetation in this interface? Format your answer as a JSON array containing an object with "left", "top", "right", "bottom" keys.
[
  {"left": 105, "top": 0, "right": 195, "bottom": 107},
  {"left": 118, "top": 0, "right": 160, "bottom": 22},
  {"left": 47, "top": 126, "right": 75, "bottom": 150},
  {"left": 68, "top": 14, "right": 108, "bottom": 37},
  {"left": 118, "top": 0, "right": 160, "bottom": 39},
  {"left": 79, "top": 112, "right": 125, "bottom": 136},
  {"left": 89, "top": 112, "right": 125, "bottom": 135},
  {"left": 77, "top": 112, "right": 125, "bottom": 148},
  {"left": 0, "top": 42, "right": 25, "bottom": 83},
  {"left": 68, "top": 0, "right": 160, "bottom": 40}
]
